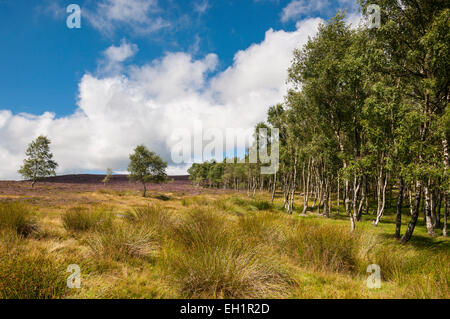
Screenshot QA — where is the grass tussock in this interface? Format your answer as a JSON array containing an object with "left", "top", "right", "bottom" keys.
[
  {"left": 87, "top": 221, "right": 159, "bottom": 261},
  {"left": 0, "top": 202, "right": 39, "bottom": 237},
  {"left": 1, "top": 190, "right": 449, "bottom": 299},
  {"left": 238, "top": 211, "right": 287, "bottom": 246},
  {"left": 62, "top": 206, "right": 112, "bottom": 232},
  {"left": 0, "top": 250, "right": 67, "bottom": 299},
  {"left": 163, "top": 208, "right": 291, "bottom": 298},
  {"left": 126, "top": 204, "right": 173, "bottom": 232},
  {"left": 287, "top": 221, "right": 361, "bottom": 273}
]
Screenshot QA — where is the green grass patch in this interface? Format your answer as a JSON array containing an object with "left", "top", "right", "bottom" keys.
[{"left": 0, "top": 250, "right": 67, "bottom": 299}]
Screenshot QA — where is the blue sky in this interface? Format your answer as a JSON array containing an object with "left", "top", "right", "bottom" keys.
[{"left": 0, "top": 0, "right": 361, "bottom": 179}]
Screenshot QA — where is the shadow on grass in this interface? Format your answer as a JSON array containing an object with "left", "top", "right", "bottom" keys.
[
  {"left": 378, "top": 231, "right": 450, "bottom": 252},
  {"left": 153, "top": 194, "right": 171, "bottom": 201}
]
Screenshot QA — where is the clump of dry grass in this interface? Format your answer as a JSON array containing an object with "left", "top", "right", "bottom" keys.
[
  {"left": 163, "top": 207, "right": 292, "bottom": 298},
  {"left": 87, "top": 221, "right": 159, "bottom": 261},
  {"left": 62, "top": 206, "right": 112, "bottom": 232},
  {"left": 238, "top": 211, "right": 287, "bottom": 245},
  {"left": 0, "top": 202, "right": 39, "bottom": 237},
  {"left": 126, "top": 204, "right": 172, "bottom": 232},
  {"left": 286, "top": 220, "right": 361, "bottom": 273}
]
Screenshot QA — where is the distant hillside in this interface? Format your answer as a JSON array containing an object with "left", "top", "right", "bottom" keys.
[{"left": 41, "top": 174, "right": 190, "bottom": 184}]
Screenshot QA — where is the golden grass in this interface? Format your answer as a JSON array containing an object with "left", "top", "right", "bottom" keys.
[
  {"left": 0, "top": 202, "right": 39, "bottom": 237},
  {"left": 0, "top": 189, "right": 448, "bottom": 299}
]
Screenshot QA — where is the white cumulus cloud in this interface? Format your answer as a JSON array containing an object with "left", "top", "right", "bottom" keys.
[{"left": 0, "top": 18, "right": 323, "bottom": 180}]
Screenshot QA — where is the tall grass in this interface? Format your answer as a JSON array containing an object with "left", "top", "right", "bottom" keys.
[
  {"left": 1, "top": 192, "right": 449, "bottom": 299},
  {"left": 286, "top": 221, "right": 361, "bottom": 273},
  {"left": 228, "top": 196, "right": 273, "bottom": 211},
  {"left": 87, "top": 221, "right": 159, "bottom": 261},
  {"left": 368, "top": 243, "right": 450, "bottom": 298},
  {"left": 0, "top": 202, "right": 39, "bottom": 237},
  {"left": 238, "top": 211, "right": 287, "bottom": 246},
  {"left": 163, "top": 208, "right": 291, "bottom": 298},
  {"left": 126, "top": 204, "right": 172, "bottom": 232},
  {"left": 62, "top": 206, "right": 112, "bottom": 232},
  {"left": 0, "top": 250, "right": 67, "bottom": 299}
]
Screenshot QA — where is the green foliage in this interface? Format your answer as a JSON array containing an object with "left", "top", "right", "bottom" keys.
[
  {"left": 18, "top": 136, "right": 58, "bottom": 186},
  {"left": 189, "top": 2, "right": 449, "bottom": 239},
  {"left": 0, "top": 250, "right": 67, "bottom": 299},
  {"left": 128, "top": 145, "right": 167, "bottom": 196}
]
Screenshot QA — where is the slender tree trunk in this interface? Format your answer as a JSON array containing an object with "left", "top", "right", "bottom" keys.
[
  {"left": 443, "top": 194, "right": 448, "bottom": 237},
  {"left": 373, "top": 173, "right": 388, "bottom": 226},
  {"left": 442, "top": 137, "right": 449, "bottom": 236},
  {"left": 356, "top": 175, "right": 367, "bottom": 221},
  {"left": 344, "top": 178, "right": 355, "bottom": 231},
  {"left": 430, "top": 189, "right": 436, "bottom": 228},
  {"left": 335, "top": 132, "right": 353, "bottom": 231},
  {"left": 424, "top": 181, "right": 436, "bottom": 237},
  {"left": 395, "top": 176, "right": 404, "bottom": 239},
  {"left": 352, "top": 174, "right": 361, "bottom": 221},
  {"left": 323, "top": 177, "right": 330, "bottom": 217},
  {"left": 312, "top": 185, "right": 318, "bottom": 209},
  {"left": 302, "top": 158, "right": 311, "bottom": 213},
  {"left": 142, "top": 182, "right": 147, "bottom": 197},
  {"left": 401, "top": 182, "right": 422, "bottom": 243},
  {"left": 329, "top": 178, "right": 333, "bottom": 215},
  {"left": 289, "top": 157, "right": 298, "bottom": 214},
  {"left": 387, "top": 184, "right": 392, "bottom": 208},
  {"left": 271, "top": 173, "right": 276, "bottom": 203},
  {"left": 409, "top": 187, "right": 414, "bottom": 216},
  {"left": 434, "top": 190, "right": 441, "bottom": 228},
  {"left": 336, "top": 175, "right": 340, "bottom": 215}
]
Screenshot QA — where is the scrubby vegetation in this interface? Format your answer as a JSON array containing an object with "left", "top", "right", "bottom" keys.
[
  {"left": 0, "top": 186, "right": 448, "bottom": 299},
  {"left": 0, "top": 249, "right": 67, "bottom": 299},
  {"left": 62, "top": 206, "right": 111, "bottom": 232},
  {"left": 0, "top": 202, "right": 39, "bottom": 237}
]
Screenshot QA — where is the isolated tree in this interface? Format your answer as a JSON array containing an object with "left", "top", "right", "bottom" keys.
[
  {"left": 128, "top": 145, "right": 167, "bottom": 197},
  {"left": 18, "top": 135, "right": 58, "bottom": 187},
  {"left": 102, "top": 168, "right": 113, "bottom": 186}
]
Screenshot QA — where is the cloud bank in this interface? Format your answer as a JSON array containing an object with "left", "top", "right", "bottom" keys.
[{"left": 0, "top": 18, "right": 323, "bottom": 180}]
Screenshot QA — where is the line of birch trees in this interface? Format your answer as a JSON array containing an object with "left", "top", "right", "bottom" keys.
[{"left": 188, "top": 1, "right": 449, "bottom": 243}]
